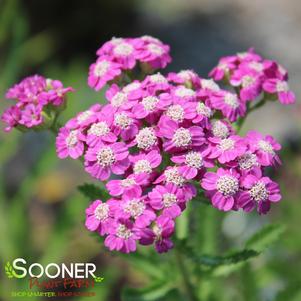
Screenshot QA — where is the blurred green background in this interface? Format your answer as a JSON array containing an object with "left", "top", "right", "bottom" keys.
[{"left": 0, "top": 0, "right": 301, "bottom": 300}]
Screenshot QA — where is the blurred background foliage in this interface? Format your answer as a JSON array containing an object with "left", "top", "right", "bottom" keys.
[{"left": 0, "top": 0, "right": 301, "bottom": 300}]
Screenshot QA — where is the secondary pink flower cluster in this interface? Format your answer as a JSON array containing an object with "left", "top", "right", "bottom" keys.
[
  {"left": 88, "top": 36, "right": 171, "bottom": 91},
  {"left": 1, "top": 75, "right": 74, "bottom": 132},
  {"left": 56, "top": 50, "right": 292, "bottom": 253},
  {"left": 209, "top": 48, "right": 295, "bottom": 104}
]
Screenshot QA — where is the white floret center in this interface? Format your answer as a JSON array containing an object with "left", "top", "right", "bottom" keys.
[
  {"left": 249, "top": 182, "right": 268, "bottom": 202},
  {"left": 97, "top": 147, "right": 115, "bottom": 167},
  {"left": 216, "top": 175, "right": 239, "bottom": 196},
  {"left": 172, "top": 128, "right": 192, "bottom": 147},
  {"left": 136, "top": 127, "right": 157, "bottom": 150}
]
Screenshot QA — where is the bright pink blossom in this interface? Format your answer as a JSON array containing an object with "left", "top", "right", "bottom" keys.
[
  {"left": 238, "top": 174, "right": 281, "bottom": 214},
  {"left": 246, "top": 131, "right": 281, "bottom": 166},
  {"left": 84, "top": 142, "right": 129, "bottom": 180},
  {"left": 139, "top": 215, "right": 175, "bottom": 253},
  {"left": 56, "top": 127, "right": 85, "bottom": 159},
  {"left": 201, "top": 168, "right": 240, "bottom": 211},
  {"left": 263, "top": 79, "right": 295, "bottom": 104}
]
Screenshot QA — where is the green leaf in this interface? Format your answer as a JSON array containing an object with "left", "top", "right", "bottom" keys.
[
  {"left": 245, "top": 223, "right": 285, "bottom": 252},
  {"left": 275, "top": 282, "right": 301, "bottom": 301},
  {"left": 122, "top": 281, "right": 174, "bottom": 301},
  {"left": 211, "top": 262, "right": 245, "bottom": 277},
  {"left": 77, "top": 183, "right": 106, "bottom": 200},
  {"left": 119, "top": 252, "right": 165, "bottom": 280},
  {"left": 176, "top": 203, "right": 190, "bottom": 240},
  {"left": 5, "top": 262, "right": 14, "bottom": 278},
  {"left": 196, "top": 249, "right": 259, "bottom": 267}
]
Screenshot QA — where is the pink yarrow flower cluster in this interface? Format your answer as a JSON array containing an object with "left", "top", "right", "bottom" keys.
[
  {"left": 88, "top": 36, "right": 172, "bottom": 91},
  {"left": 209, "top": 48, "right": 295, "bottom": 104},
  {"left": 1, "top": 75, "right": 74, "bottom": 132},
  {"left": 57, "top": 42, "right": 293, "bottom": 253}
]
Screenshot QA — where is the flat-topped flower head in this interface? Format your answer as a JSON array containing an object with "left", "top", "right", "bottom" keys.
[
  {"left": 238, "top": 174, "right": 281, "bottom": 214},
  {"left": 84, "top": 142, "right": 129, "bottom": 180},
  {"left": 90, "top": 36, "right": 171, "bottom": 93},
  {"left": 2, "top": 75, "right": 73, "bottom": 132},
  {"left": 202, "top": 168, "right": 240, "bottom": 211}
]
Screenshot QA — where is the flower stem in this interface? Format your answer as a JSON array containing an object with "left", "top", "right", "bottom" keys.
[
  {"left": 174, "top": 247, "right": 198, "bottom": 301},
  {"left": 49, "top": 118, "right": 62, "bottom": 135},
  {"left": 235, "top": 98, "right": 266, "bottom": 133}
]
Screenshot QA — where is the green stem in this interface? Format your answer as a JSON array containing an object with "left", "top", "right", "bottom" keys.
[
  {"left": 49, "top": 118, "right": 62, "bottom": 135},
  {"left": 235, "top": 98, "right": 266, "bottom": 133},
  {"left": 174, "top": 247, "right": 198, "bottom": 301}
]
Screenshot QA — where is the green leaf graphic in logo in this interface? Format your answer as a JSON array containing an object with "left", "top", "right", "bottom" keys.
[
  {"left": 5, "top": 262, "right": 15, "bottom": 279},
  {"left": 93, "top": 276, "right": 104, "bottom": 283}
]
